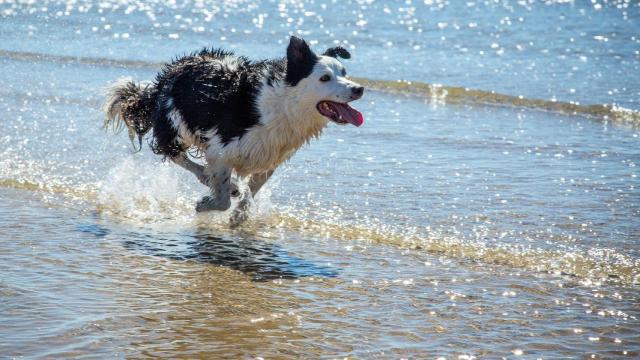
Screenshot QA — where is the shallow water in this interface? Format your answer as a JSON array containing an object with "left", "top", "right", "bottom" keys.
[{"left": 1, "top": 0, "right": 639, "bottom": 358}]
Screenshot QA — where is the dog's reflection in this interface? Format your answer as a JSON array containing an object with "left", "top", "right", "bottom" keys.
[
  {"left": 187, "top": 233, "right": 337, "bottom": 281},
  {"left": 78, "top": 224, "right": 337, "bottom": 281}
]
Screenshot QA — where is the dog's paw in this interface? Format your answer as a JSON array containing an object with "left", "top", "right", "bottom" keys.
[
  {"left": 195, "top": 196, "right": 213, "bottom": 212},
  {"left": 229, "top": 208, "right": 249, "bottom": 228},
  {"left": 195, "top": 196, "right": 231, "bottom": 212},
  {"left": 229, "top": 196, "right": 254, "bottom": 227}
]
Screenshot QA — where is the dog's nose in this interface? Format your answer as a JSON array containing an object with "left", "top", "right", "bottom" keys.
[{"left": 351, "top": 86, "right": 364, "bottom": 98}]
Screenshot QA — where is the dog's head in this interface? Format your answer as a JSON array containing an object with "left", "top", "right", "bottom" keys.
[{"left": 285, "top": 36, "right": 365, "bottom": 127}]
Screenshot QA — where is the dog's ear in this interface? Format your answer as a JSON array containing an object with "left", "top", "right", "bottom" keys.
[
  {"left": 323, "top": 46, "right": 351, "bottom": 60},
  {"left": 285, "top": 36, "right": 318, "bottom": 86}
]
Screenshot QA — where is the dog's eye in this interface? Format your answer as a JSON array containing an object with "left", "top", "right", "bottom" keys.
[{"left": 319, "top": 74, "right": 331, "bottom": 82}]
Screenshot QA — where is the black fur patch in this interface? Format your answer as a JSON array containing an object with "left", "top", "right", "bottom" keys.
[
  {"left": 285, "top": 36, "right": 318, "bottom": 86},
  {"left": 149, "top": 49, "right": 286, "bottom": 156},
  {"left": 151, "top": 109, "right": 184, "bottom": 158},
  {"left": 323, "top": 46, "right": 351, "bottom": 59},
  {"left": 111, "top": 36, "right": 320, "bottom": 158}
]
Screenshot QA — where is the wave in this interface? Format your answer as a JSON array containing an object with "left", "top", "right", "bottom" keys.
[
  {"left": 352, "top": 77, "right": 640, "bottom": 124},
  {"left": 0, "top": 49, "right": 162, "bottom": 69},
  {"left": 265, "top": 214, "right": 640, "bottom": 286},
  {"left": 0, "top": 167, "right": 637, "bottom": 286},
  {"left": 2, "top": 49, "right": 638, "bottom": 124}
]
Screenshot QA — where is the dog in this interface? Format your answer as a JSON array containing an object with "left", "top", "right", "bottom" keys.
[{"left": 104, "top": 36, "right": 364, "bottom": 224}]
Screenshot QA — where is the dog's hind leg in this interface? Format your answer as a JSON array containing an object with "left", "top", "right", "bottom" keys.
[
  {"left": 195, "top": 161, "right": 233, "bottom": 212},
  {"left": 230, "top": 170, "right": 274, "bottom": 226},
  {"left": 173, "top": 154, "right": 241, "bottom": 196},
  {"left": 172, "top": 154, "right": 208, "bottom": 186}
]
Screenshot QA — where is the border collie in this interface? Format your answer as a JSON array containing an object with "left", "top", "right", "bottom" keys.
[{"left": 104, "top": 36, "right": 364, "bottom": 224}]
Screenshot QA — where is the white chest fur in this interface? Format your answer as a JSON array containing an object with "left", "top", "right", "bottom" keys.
[{"left": 220, "top": 112, "right": 326, "bottom": 176}]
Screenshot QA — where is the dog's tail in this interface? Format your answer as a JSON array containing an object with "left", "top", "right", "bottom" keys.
[{"left": 103, "top": 77, "right": 156, "bottom": 151}]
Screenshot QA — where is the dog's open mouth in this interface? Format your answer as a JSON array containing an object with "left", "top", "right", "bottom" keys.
[{"left": 316, "top": 101, "right": 364, "bottom": 127}]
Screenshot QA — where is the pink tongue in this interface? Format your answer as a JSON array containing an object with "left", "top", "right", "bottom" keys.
[{"left": 334, "top": 102, "right": 364, "bottom": 127}]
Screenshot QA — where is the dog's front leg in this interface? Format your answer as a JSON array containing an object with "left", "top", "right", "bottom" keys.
[
  {"left": 195, "top": 163, "right": 233, "bottom": 212},
  {"left": 171, "top": 154, "right": 208, "bottom": 186},
  {"left": 173, "top": 154, "right": 241, "bottom": 196},
  {"left": 230, "top": 170, "right": 274, "bottom": 226}
]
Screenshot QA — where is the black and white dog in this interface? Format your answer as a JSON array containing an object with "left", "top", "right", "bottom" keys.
[{"left": 104, "top": 36, "right": 364, "bottom": 223}]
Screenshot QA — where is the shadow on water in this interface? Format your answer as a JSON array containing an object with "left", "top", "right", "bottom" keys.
[{"left": 76, "top": 223, "right": 338, "bottom": 281}]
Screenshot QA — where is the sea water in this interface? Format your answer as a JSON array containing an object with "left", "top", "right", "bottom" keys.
[{"left": 1, "top": 1, "right": 639, "bottom": 358}]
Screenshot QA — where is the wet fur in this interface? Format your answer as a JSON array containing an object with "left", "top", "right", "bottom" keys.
[{"left": 104, "top": 37, "right": 363, "bottom": 224}]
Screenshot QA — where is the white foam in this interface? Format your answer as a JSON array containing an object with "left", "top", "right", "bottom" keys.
[
  {"left": 98, "top": 157, "right": 204, "bottom": 225},
  {"left": 96, "top": 156, "right": 276, "bottom": 228}
]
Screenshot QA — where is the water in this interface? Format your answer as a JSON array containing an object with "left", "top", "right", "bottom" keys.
[{"left": 1, "top": 0, "right": 639, "bottom": 358}]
